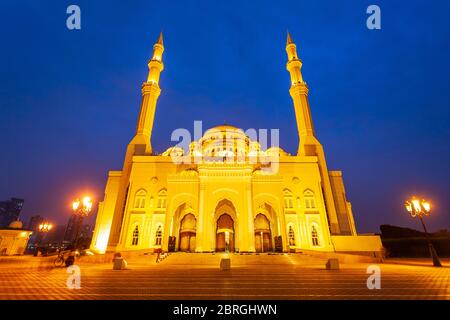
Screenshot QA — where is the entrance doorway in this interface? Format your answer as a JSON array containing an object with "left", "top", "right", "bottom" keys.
[
  {"left": 254, "top": 214, "right": 272, "bottom": 252},
  {"left": 179, "top": 213, "right": 196, "bottom": 252},
  {"left": 216, "top": 214, "right": 235, "bottom": 252}
]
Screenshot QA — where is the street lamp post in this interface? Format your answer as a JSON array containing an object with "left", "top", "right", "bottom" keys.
[
  {"left": 72, "top": 196, "right": 93, "bottom": 251},
  {"left": 34, "top": 221, "right": 53, "bottom": 256},
  {"left": 404, "top": 197, "right": 442, "bottom": 267}
]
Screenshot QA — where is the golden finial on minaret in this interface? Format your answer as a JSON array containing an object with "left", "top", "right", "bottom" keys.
[
  {"left": 286, "top": 31, "right": 294, "bottom": 46},
  {"left": 156, "top": 31, "right": 164, "bottom": 46}
]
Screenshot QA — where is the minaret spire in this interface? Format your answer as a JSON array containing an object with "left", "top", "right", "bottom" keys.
[
  {"left": 131, "top": 32, "right": 165, "bottom": 154},
  {"left": 285, "top": 32, "right": 304, "bottom": 85},
  {"left": 147, "top": 32, "right": 165, "bottom": 84},
  {"left": 286, "top": 31, "right": 293, "bottom": 46},
  {"left": 285, "top": 32, "right": 342, "bottom": 234},
  {"left": 286, "top": 32, "right": 312, "bottom": 146},
  {"left": 156, "top": 31, "right": 164, "bottom": 46}
]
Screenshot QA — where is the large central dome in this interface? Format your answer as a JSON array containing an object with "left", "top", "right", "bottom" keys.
[
  {"left": 199, "top": 124, "right": 250, "bottom": 157},
  {"left": 202, "top": 124, "right": 246, "bottom": 137},
  {"left": 206, "top": 124, "right": 241, "bottom": 131},
  {"left": 162, "top": 124, "right": 288, "bottom": 158}
]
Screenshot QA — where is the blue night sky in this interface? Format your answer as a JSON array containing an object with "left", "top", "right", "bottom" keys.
[{"left": 0, "top": 0, "right": 449, "bottom": 232}]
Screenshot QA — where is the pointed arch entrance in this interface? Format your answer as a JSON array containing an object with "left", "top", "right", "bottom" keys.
[
  {"left": 179, "top": 213, "right": 196, "bottom": 252},
  {"left": 214, "top": 199, "right": 237, "bottom": 252},
  {"left": 216, "top": 214, "right": 235, "bottom": 252},
  {"left": 254, "top": 213, "right": 272, "bottom": 252}
]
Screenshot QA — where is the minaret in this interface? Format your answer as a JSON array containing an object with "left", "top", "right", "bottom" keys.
[
  {"left": 131, "top": 32, "right": 165, "bottom": 155},
  {"left": 286, "top": 31, "right": 318, "bottom": 155},
  {"left": 285, "top": 32, "right": 341, "bottom": 234},
  {"left": 107, "top": 33, "right": 165, "bottom": 250}
]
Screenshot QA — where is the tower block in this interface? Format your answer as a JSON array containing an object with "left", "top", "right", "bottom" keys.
[
  {"left": 286, "top": 33, "right": 341, "bottom": 234},
  {"left": 106, "top": 33, "right": 165, "bottom": 249}
]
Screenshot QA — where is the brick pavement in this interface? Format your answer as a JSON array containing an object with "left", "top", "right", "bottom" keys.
[{"left": 0, "top": 253, "right": 448, "bottom": 300}]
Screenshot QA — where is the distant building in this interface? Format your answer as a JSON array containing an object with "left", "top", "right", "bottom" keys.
[
  {"left": 47, "top": 225, "right": 66, "bottom": 244},
  {"left": 64, "top": 214, "right": 82, "bottom": 243},
  {"left": 380, "top": 224, "right": 450, "bottom": 258},
  {"left": 27, "top": 215, "right": 44, "bottom": 231},
  {"left": 26, "top": 224, "right": 66, "bottom": 253},
  {"left": 27, "top": 215, "right": 44, "bottom": 246},
  {"left": 0, "top": 198, "right": 24, "bottom": 228},
  {"left": 0, "top": 220, "right": 32, "bottom": 255}
]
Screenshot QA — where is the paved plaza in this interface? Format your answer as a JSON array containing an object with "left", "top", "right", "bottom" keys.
[{"left": 0, "top": 253, "right": 449, "bottom": 300}]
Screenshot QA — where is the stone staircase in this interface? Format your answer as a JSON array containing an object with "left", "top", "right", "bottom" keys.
[{"left": 152, "top": 251, "right": 328, "bottom": 267}]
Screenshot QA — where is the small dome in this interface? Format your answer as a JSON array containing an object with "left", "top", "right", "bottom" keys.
[
  {"left": 180, "top": 168, "right": 198, "bottom": 176},
  {"left": 162, "top": 146, "right": 184, "bottom": 157},
  {"left": 9, "top": 220, "right": 23, "bottom": 229}
]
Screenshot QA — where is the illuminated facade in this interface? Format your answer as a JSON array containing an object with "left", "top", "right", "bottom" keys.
[
  {"left": 91, "top": 33, "right": 382, "bottom": 255},
  {"left": 0, "top": 220, "right": 32, "bottom": 256}
]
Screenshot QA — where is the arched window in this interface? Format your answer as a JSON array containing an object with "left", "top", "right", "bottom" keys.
[
  {"left": 149, "top": 196, "right": 154, "bottom": 207},
  {"left": 288, "top": 225, "right": 296, "bottom": 246},
  {"left": 132, "top": 225, "right": 139, "bottom": 246},
  {"left": 311, "top": 224, "right": 319, "bottom": 246},
  {"left": 283, "top": 189, "right": 294, "bottom": 209},
  {"left": 304, "top": 190, "right": 316, "bottom": 209},
  {"left": 155, "top": 225, "right": 163, "bottom": 246},
  {"left": 156, "top": 189, "right": 167, "bottom": 209},
  {"left": 134, "top": 189, "right": 147, "bottom": 209}
]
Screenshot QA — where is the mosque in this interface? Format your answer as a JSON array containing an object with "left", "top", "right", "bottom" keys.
[{"left": 90, "top": 33, "right": 382, "bottom": 256}]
